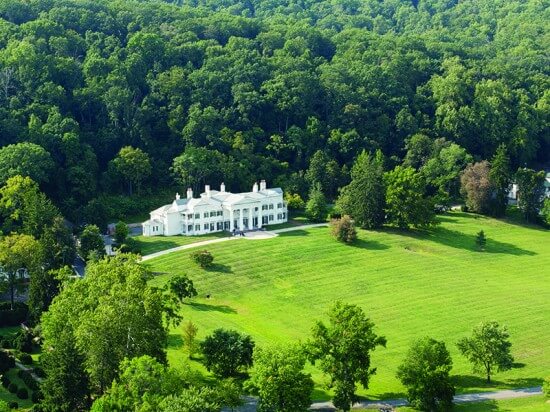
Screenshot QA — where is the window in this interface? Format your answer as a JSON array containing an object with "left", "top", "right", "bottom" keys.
[
  {"left": 224, "top": 221, "right": 230, "bottom": 230},
  {"left": 210, "top": 211, "right": 216, "bottom": 217},
  {"left": 262, "top": 204, "right": 268, "bottom": 211},
  {"left": 217, "top": 211, "right": 223, "bottom": 216},
  {"left": 210, "top": 223, "right": 215, "bottom": 231},
  {"left": 204, "top": 224, "right": 209, "bottom": 230},
  {"left": 204, "top": 212, "right": 208, "bottom": 218},
  {"left": 277, "top": 203, "right": 283, "bottom": 208},
  {"left": 194, "top": 213, "right": 200, "bottom": 219},
  {"left": 187, "top": 214, "right": 192, "bottom": 219},
  {"left": 254, "top": 207, "right": 258, "bottom": 212},
  {"left": 262, "top": 216, "right": 268, "bottom": 224},
  {"left": 277, "top": 213, "right": 282, "bottom": 220},
  {"left": 269, "top": 214, "right": 274, "bottom": 221},
  {"left": 269, "top": 204, "right": 274, "bottom": 210},
  {"left": 188, "top": 225, "right": 193, "bottom": 232},
  {"left": 195, "top": 225, "right": 200, "bottom": 231},
  {"left": 282, "top": 212, "right": 286, "bottom": 220}
]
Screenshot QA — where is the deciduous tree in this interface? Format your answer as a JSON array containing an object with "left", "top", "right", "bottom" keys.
[
  {"left": 489, "top": 144, "right": 512, "bottom": 217},
  {"left": 201, "top": 329, "right": 255, "bottom": 378},
  {"left": 460, "top": 161, "right": 493, "bottom": 214},
  {"left": 385, "top": 166, "right": 436, "bottom": 229},
  {"left": 248, "top": 345, "right": 313, "bottom": 412},
  {"left": 112, "top": 146, "right": 152, "bottom": 196},
  {"left": 307, "top": 302, "right": 386, "bottom": 411},
  {"left": 457, "top": 321, "right": 514, "bottom": 383},
  {"left": 515, "top": 168, "right": 545, "bottom": 222},
  {"left": 397, "top": 337, "right": 455, "bottom": 411}
]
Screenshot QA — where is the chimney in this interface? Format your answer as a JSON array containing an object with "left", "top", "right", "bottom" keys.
[
  {"left": 175, "top": 192, "right": 180, "bottom": 200},
  {"left": 186, "top": 188, "right": 193, "bottom": 199},
  {"left": 220, "top": 182, "right": 226, "bottom": 192},
  {"left": 205, "top": 185, "right": 211, "bottom": 197},
  {"left": 260, "top": 179, "right": 267, "bottom": 191},
  {"left": 252, "top": 182, "right": 258, "bottom": 193}
]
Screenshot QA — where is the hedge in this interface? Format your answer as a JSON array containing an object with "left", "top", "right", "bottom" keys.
[
  {"left": 17, "top": 369, "right": 38, "bottom": 390},
  {"left": 8, "top": 382, "right": 18, "bottom": 393},
  {"left": 0, "top": 302, "right": 28, "bottom": 327}
]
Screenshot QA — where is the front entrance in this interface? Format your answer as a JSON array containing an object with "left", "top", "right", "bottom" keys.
[
  {"left": 243, "top": 218, "right": 249, "bottom": 229},
  {"left": 253, "top": 217, "right": 258, "bottom": 228}
]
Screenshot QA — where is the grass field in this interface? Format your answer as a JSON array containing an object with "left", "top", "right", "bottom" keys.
[
  {"left": 397, "top": 396, "right": 550, "bottom": 411},
  {"left": 145, "top": 212, "right": 550, "bottom": 400},
  {"left": 133, "top": 232, "right": 227, "bottom": 255}
]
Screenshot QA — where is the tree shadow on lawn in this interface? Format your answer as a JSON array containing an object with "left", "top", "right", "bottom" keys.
[
  {"left": 452, "top": 374, "right": 543, "bottom": 392},
  {"left": 351, "top": 238, "right": 390, "bottom": 250},
  {"left": 188, "top": 302, "right": 237, "bottom": 314},
  {"left": 168, "top": 334, "right": 183, "bottom": 348},
  {"left": 454, "top": 400, "right": 499, "bottom": 411},
  {"left": 278, "top": 230, "right": 311, "bottom": 237},
  {"left": 205, "top": 263, "right": 232, "bottom": 274},
  {"left": 386, "top": 226, "right": 536, "bottom": 256}
]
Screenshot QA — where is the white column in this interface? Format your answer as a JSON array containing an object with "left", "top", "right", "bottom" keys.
[
  {"left": 258, "top": 206, "right": 263, "bottom": 228},
  {"left": 239, "top": 209, "right": 244, "bottom": 231},
  {"left": 249, "top": 207, "right": 253, "bottom": 229},
  {"left": 229, "top": 209, "right": 234, "bottom": 232}
]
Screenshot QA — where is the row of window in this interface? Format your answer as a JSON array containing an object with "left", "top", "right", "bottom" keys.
[
  {"left": 184, "top": 204, "right": 285, "bottom": 220},
  {"left": 183, "top": 213, "right": 287, "bottom": 232}
]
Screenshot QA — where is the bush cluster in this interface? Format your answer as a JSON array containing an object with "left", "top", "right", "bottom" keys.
[
  {"left": 8, "top": 382, "right": 17, "bottom": 393},
  {"left": 1, "top": 375, "right": 10, "bottom": 387},
  {"left": 330, "top": 215, "right": 357, "bottom": 244}
]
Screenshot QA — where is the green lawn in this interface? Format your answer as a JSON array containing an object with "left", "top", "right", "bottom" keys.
[
  {"left": 133, "top": 232, "right": 228, "bottom": 255},
  {"left": 397, "top": 395, "right": 550, "bottom": 411},
  {"left": 145, "top": 212, "right": 550, "bottom": 400}
]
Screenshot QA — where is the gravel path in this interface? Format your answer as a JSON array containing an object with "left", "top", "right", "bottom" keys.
[
  {"left": 140, "top": 223, "right": 328, "bottom": 261},
  {"left": 230, "top": 387, "right": 543, "bottom": 411}
]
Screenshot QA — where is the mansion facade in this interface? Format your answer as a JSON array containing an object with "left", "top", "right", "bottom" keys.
[{"left": 142, "top": 180, "right": 287, "bottom": 236}]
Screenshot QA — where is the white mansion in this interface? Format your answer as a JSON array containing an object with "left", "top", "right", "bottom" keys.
[{"left": 142, "top": 180, "right": 287, "bottom": 236}]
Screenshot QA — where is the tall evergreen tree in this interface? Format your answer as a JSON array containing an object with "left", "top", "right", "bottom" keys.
[
  {"left": 337, "top": 150, "right": 385, "bottom": 229},
  {"left": 489, "top": 144, "right": 512, "bottom": 216},
  {"left": 305, "top": 182, "right": 328, "bottom": 223}
]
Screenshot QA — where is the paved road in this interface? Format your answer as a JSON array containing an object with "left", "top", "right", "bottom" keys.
[
  {"left": 140, "top": 223, "right": 328, "bottom": 261},
  {"left": 229, "top": 387, "right": 543, "bottom": 411}
]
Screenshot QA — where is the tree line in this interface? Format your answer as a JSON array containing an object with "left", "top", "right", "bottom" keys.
[{"left": 0, "top": 0, "right": 546, "bottom": 227}]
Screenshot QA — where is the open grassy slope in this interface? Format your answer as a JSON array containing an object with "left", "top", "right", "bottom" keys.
[
  {"left": 397, "top": 395, "right": 550, "bottom": 411},
  {"left": 146, "top": 212, "right": 550, "bottom": 400},
  {"left": 133, "top": 232, "right": 227, "bottom": 255}
]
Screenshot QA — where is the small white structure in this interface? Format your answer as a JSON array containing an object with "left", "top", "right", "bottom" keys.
[{"left": 142, "top": 180, "right": 287, "bottom": 236}]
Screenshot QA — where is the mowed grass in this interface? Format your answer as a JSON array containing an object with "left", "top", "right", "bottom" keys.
[
  {"left": 398, "top": 396, "right": 550, "bottom": 411},
  {"left": 134, "top": 232, "right": 227, "bottom": 255},
  {"left": 146, "top": 212, "right": 550, "bottom": 400}
]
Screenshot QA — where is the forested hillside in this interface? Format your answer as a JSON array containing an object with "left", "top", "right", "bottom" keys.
[{"left": 0, "top": 0, "right": 548, "bottom": 223}]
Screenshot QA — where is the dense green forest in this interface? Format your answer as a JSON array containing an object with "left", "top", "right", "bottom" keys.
[{"left": 0, "top": 0, "right": 548, "bottom": 224}]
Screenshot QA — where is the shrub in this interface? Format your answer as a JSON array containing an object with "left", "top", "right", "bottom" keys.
[
  {"left": 1, "top": 375, "right": 10, "bottom": 388},
  {"left": 19, "top": 353, "right": 33, "bottom": 365},
  {"left": 18, "top": 369, "right": 38, "bottom": 390},
  {"left": 330, "top": 215, "right": 357, "bottom": 244},
  {"left": 8, "top": 401, "right": 18, "bottom": 410},
  {"left": 17, "top": 387, "right": 28, "bottom": 399},
  {"left": 475, "top": 230, "right": 487, "bottom": 250},
  {"left": 14, "top": 329, "right": 34, "bottom": 353},
  {"left": 8, "top": 382, "right": 18, "bottom": 393},
  {"left": 0, "top": 350, "right": 15, "bottom": 374},
  {"left": 201, "top": 329, "right": 255, "bottom": 378},
  {"left": 33, "top": 366, "right": 46, "bottom": 378},
  {"left": 190, "top": 250, "right": 214, "bottom": 268},
  {"left": 284, "top": 193, "right": 305, "bottom": 210}
]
